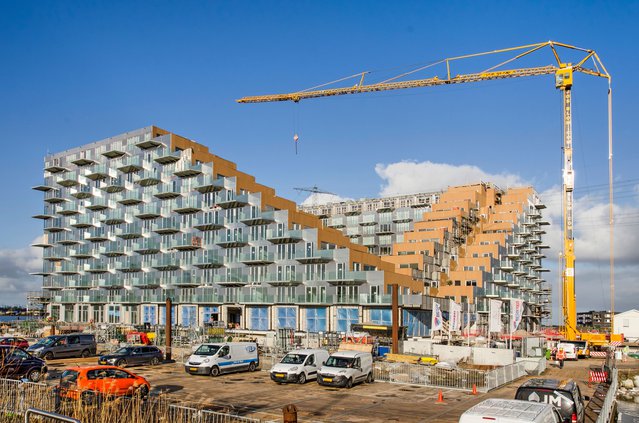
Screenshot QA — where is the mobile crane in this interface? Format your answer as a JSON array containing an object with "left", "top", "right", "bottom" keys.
[{"left": 237, "top": 41, "right": 620, "bottom": 347}]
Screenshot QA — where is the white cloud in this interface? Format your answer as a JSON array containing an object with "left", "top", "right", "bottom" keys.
[
  {"left": 0, "top": 238, "right": 43, "bottom": 306},
  {"left": 375, "top": 160, "right": 528, "bottom": 196}
]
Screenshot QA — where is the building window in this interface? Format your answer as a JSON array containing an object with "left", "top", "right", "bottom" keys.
[
  {"left": 336, "top": 307, "right": 359, "bottom": 332},
  {"left": 249, "top": 307, "right": 269, "bottom": 331},
  {"left": 277, "top": 307, "right": 297, "bottom": 329},
  {"left": 107, "top": 305, "right": 121, "bottom": 324},
  {"left": 202, "top": 306, "right": 219, "bottom": 323},
  {"left": 181, "top": 305, "right": 197, "bottom": 328},
  {"left": 370, "top": 309, "right": 391, "bottom": 325},
  {"left": 465, "top": 280, "right": 477, "bottom": 286},
  {"left": 454, "top": 280, "right": 461, "bottom": 286},
  {"left": 142, "top": 305, "right": 157, "bottom": 324},
  {"left": 306, "top": 308, "right": 327, "bottom": 332}
]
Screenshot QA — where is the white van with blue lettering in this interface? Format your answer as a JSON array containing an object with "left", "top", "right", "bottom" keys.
[{"left": 185, "top": 342, "right": 259, "bottom": 377}]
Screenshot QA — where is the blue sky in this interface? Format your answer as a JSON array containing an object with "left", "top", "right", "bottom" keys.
[{"left": 1, "top": 1, "right": 638, "bottom": 321}]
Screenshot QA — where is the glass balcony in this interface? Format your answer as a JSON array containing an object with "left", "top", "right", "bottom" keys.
[
  {"left": 69, "top": 245, "right": 98, "bottom": 259},
  {"left": 299, "top": 292, "right": 329, "bottom": 304},
  {"left": 240, "top": 210, "right": 276, "bottom": 226},
  {"left": 240, "top": 252, "right": 275, "bottom": 265},
  {"left": 44, "top": 190, "right": 65, "bottom": 204},
  {"left": 32, "top": 206, "right": 55, "bottom": 220},
  {"left": 44, "top": 161, "right": 69, "bottom": 174},
  {"left": 135, "top": 170, "right": 163, "bottom": 187},
  {"left": 152, "top": 217, "right": 182, "bottom": 235},
  {"left": 170, "top": 272, "right": 200, "bottom": 287},
  {"left": 115, "top": 191, "right": 144, "bottom": 206},
  {"left": 294, "top": 249, "right": 334, "bottom": 264},
  {"left": 193, "top": 175, "right": 225, "bottom": 193},
  {"left": 326, "top": 271, "right": 367, "bottom": 285},
  {"left": 84, "top": 165, "right": 111, "bottom": 181},
  {"left": 116, "top": 155, "right": 145, "bottom": 173},
  {"left": 265, "top": 272, "right": 304, "bottom": 286},
  {"left": 153, "top": 149, "right": 182, "bottom": 165},
  {"left": 153, "top": 184, "right": 182, "bottom": 200},
  {"left": 216, "top": 233, "right": 249, "bottom": 248},
  {"left": 136, "top": 134, "right": 166, "bottom": 150},
  {"left": 42, "top": 277, "right": 64, "bottom": 290},
  {"left": 102, "top": 148, "right": 126, "bottom": 159},
  {"left": 190, "top": 289, "right": 224, "bottom": 304},
  {"left": 70, "top": 215, "right": 97, "bottom": 229},
  {"left": 115, "top": 259, "right": 143, "bottom": 273},
  {"left": 44, "top": 218, "right": 66, "bottom": 232},
  {"left": 193, "top": 212, "right": 224, "bottom": 231},
  {"left": 173, "top": 197, "right": 203, "bottom": 214},
  {"left": 55, "top": 262, "right": 79, "bottom": 275},
  {"left": 192, "top": 253, "right": 224, "bottom": 269},
  {"left": 55, "top": 202, "right": 81, "bottom": 216},
  {"left": 55, "top": 233, "right": 81, "bottom": 245},
  {"left": 135, "top": 203, "right": 163, "bottom": 219},
  {"left": 132, "top": 240, "right": 162, "bottom": 254},
  {"left": 213, "top": 273, "right": 248, "bottom": 287},
  {"left": 241, "top": 293, "right": 274, "bottom": 304},
  {"left": 102, "top": 177, "right": 126, "bottom": 193},
  {"left": 70, "top": 186, "right": 93, "bottom": 200},
  {"left": 492, "top": 271, "right": 512, "bottom": 285},
  {"left": 327, "top": 217, "right": 346, "bottom": 228},
  {"left": 98, "top": 275, "right": 125, "bottom": 289},
  {"left": 85, "top": 228, "right": 111, "bottom": 242},
  {"left": 499, "top": 260, "right": 514, "bottom": 271},
  {"left": 56, "top": 171, "right": 81, "bottom": 188},
  {"left": 131, "top": 274, "right": 162, "bottom": 289},
  {"left": 170, "top": 234, "right": 204, "bottom": 251},
  {"left": 151, "top": 256, "right": 181, "bottom": 271},
  {"left": 100, "top": 243, "right": 129, "bottom": 257},
  {"left": 115, "top": 224, "right": 144, "bottom": 240},
  {"left": 83, "top": 261, "right": 112, "bottom": 273},
  {"left": 174, "top": 163, "right": 203, "bottom": 178},
  {"left": 101, "top": 209, "right": 130, "bottom": 225},
  {"left": 266, "top": 229, "right": 303, "bottom": 244},
  {"left": 334, "top": 295, "right": 360, "bottom": 304},
  {"left": 43, "top": 247, "right": 67, "bottom": 261},
  {"left": 215, "top": 193, "right": 249, "bottom": 209}
]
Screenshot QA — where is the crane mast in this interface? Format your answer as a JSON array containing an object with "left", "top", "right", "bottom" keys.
[{"left": 238, "top": 41, "right": 614, "bottom": 342}]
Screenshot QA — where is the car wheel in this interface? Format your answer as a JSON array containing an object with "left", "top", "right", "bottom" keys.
[
  {"left": 346, "top": 378, "right": 353, "bottom": 389},
  {"left": 116, "top": 359, "right": 126, "bottom": 368},
  {"left": 43, "top": 352, "right": 54, "bottom": 361},
  {"left": 150, "top": 357, "right": 160, "bottom": 366},
  {"left": 248, "top": 361, "right": 256, "bottom": 372},
  {"left": 81, "top": 349, "right": 91, "bottom": 358},
  {"left": 297, "top": 372, "right": 306, "bottom": 384},
  {"left": 210, "top": 366, "right": 220, "bottom": 377},
  {"left": 136, "top": 385, "right": 149, "bottom": 399},
  {"left": 27, "top": 368, "right": 42, "bottom": 383},
  {"left": 366, "top": 372, "right": 374, "bottom": 383}
]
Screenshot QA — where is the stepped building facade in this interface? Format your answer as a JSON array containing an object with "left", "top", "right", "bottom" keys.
[{"left": 31, "top": 126, "right": 442, "bottom": 335}]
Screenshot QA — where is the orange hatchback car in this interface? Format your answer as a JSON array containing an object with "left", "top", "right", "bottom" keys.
[{"left": 55, "top": 365, "right": 150, "bottom": 405}]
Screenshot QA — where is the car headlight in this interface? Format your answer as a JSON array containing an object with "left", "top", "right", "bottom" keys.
[
  {"left": 289, "top": 366, "right": 298, "bottom": 372},
  {"left": 203, "top": 358, "right": 210, "bottom": 363}
]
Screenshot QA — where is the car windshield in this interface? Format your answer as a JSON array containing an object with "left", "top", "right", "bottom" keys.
[
  {"left": 281, "top": 354, "right": 307, "bottom": 365},
  {"left": 324, "top": 356, "right": 355, "bottom": 368},
  {"left": 194, "top": 345, "right": 220, "bottom": 356},
  {"left": 33, "top": 337, "right": 57, "bottom": 347},
  {"left": 60, "top": 370, "right": 79, "bottom": 385},
  {"left": 113, "top": 347, "right": 133, "bottom": 355}
]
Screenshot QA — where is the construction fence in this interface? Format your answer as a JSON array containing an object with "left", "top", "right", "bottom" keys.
[
  {"left": 373, "top": 361, "right": 526, "bottom": 393},
  {"left": 0, "top": 378, "right": 268, "bottom": 423}
]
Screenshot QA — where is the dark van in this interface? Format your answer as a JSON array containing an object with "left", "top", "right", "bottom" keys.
[
  {"left": 28, "top": 333, "right": 97, "bottom": 360},
  {"left": 515, "top": 378, "right": 589, "bottom": 423}
]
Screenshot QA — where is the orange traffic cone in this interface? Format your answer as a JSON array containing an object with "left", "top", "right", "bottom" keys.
[
  {"left": 436, "top": 390, "right": 445, "bottom": 404},
  {"left": 472, "top": 384, "right": 478, "bottom": 395}
]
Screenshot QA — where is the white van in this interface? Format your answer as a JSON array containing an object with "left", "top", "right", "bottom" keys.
[
  {"left": 556, "top": 342, "right": 577, "bottom": 360},
  {"left": 185, "top": 342, "right": 259, "bottom": 377},
  {"left": 317, "top": 351, "right": 373, "bottom": 388},
  {"left": 270, "top": 348, "right": 329, "bottom": 384},
  {"left": 459, "top": 399, "right": 564, "bottom": 423}
]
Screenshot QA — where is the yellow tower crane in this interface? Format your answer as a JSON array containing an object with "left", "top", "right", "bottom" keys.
[{"left": 237, "top": 41, "right": 617, "bottom": 345}]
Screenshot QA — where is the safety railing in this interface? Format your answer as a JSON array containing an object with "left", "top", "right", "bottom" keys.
[
  {"left": 484, "top": 361, "right": 527, "bottom": 391},
  {"left": 168, "top": 404, "right": 262, "bottom": 423},
  {"left": 373, "top": 361, "right": 488, "bottom": 392},
  {"left": 595, "top": 367, "right": 618, "bottom": 423}
]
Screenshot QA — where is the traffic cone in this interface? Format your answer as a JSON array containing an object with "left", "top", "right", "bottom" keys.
[
  {"left": 436, "top": 390, "right": 445, "bottom": 404},
  {"left": 472, "top": 384, "right": 478, "bottom": 395}
]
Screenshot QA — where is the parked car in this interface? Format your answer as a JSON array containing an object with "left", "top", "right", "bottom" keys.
[
  {"left": 459, "top": 398, "right": 564, "bottom": 423},
  {"left": 54, "top": 365, "right": 150, "bottom": 405},
  {"left": 0, "top": 337, "right": 30, "bottom": 349},
  {"left": 515, "top": 378, "right": 589, "bottom": 423},
  {"left": 28, "top": 333, "right": 97, "bottom": 360},
  {"left": 270, "top": 348, "right": 330, "bottom": 384},
  {"left": 98, "top": 345, "right": 163, "bottom": 367},
  {"left": 317, "top": 351, "right": 373, "bottom": 388},
  {"left": 0, "top": 345, "right": 47, "bottom": 382},
  {"left": 185, "top": 342, "right": 259, "bottom": 376}
]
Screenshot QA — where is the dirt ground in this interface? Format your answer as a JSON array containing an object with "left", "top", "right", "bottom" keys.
[{"left": 43, "top": 355, "right": 638, "bottom": 422}]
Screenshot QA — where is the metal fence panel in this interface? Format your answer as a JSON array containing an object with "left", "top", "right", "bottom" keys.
[
  {"left": 595, "top": 368, "right": 618, "bottom": 423},
  {"left": 373, "top": 362, "right": 489, "bottom": 392},
  {"left": 201, "top": 409, "right": 262, "bottom": 423}
]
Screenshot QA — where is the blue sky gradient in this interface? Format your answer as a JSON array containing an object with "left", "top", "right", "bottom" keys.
[{"left": 1, "top": 1, "right": 638, "bottom": 318}]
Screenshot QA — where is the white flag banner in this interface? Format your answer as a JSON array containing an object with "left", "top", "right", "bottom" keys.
[
  {"left": 489, "top": 299, "right": 502, "bottom": 333},
  {"left": 449, "top": 300, "right": 462, "bottom": 332},
  {"left": 510, "top": 299, "right": 524, "bottom": 333},
  {"left": 431, "top": 301, "right": 443, "bottom": 332}
]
